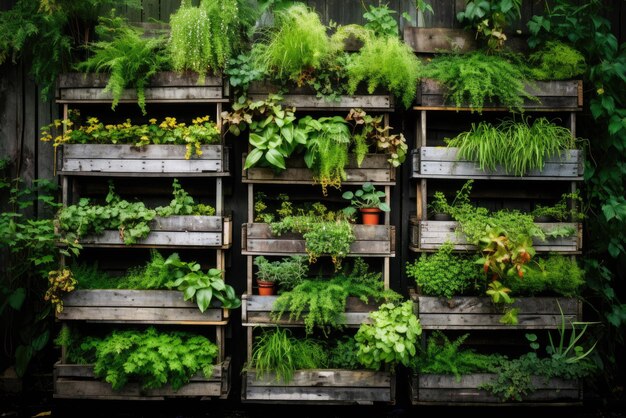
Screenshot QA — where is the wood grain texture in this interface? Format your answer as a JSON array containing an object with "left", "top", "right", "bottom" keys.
[{"left": 403, "top": 27, "right": 476, "bottom": 53}]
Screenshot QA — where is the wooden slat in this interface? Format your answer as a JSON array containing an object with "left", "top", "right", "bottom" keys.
[
  {"left": 410, "top": 219, "right": 581, "bottom": 253},
  {"left": 150, "top": 216, "right": 223, "bottom": 232},
  {"left": 58, "top": 72, "right": 223, "bottom": 88},
  {"left": 58, "top": 87, "right": 226, "bottom": 103},
  {"left": 412, "top": 148, "right": 583, "bottom": 179},
  {"left": 246, "top": 370, "right": 391, "bottom": 388},
  {"left": 403, "top": 27, "right": 476, "bottom": 53},
  {"left": 58, "top": 307, "right": 224, "bottom": 323},
  {"left": 61, "top": 159, "right": 222, "bottom": 174},
  {"left": 243, "top": 154, "right": 395, "bottom": 185},
  {"left": 56, "top": 363, "right": 223, "bottom": 380},
  {"left": 242, "top": 224, "right": 395, "bottom": 256},
  {"left": 79, "top": 231, "right": 223, "bottom": 247},
  {"left": 63, "top": 289, "right": 204, "bottom": 308},
  {"left": 62, "top": 144, "right": 222, "bottom": 159}
]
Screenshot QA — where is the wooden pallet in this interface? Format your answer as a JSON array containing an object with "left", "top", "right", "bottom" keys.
[
  {"left": 242, "top": 369, "right": 394, "bottom": 405},
  {"left": 76, "top": 216, "right": 232, "bottom": 248},
  {"left": 412, "top": 147, "right": 583, "bottom": 180},
  {"left": 241, "top": 294, "right": 378, "bottom": 327},
  {"left": 409, "top": 218, "right": 581, "bottom": 253},
  {"left": 410, "top": 291, "right": 581, "bottom": 330},
  {"left": 59, "top": 290, "right": 229, "bottom": 325},
  {"left": 242, "top": 154, "right": 396, "bottom": 185},
  {"left": 59, "top": 144, "right": 229, "bottom": 177},
  {"left": 57, "top": 72, "right": 228, "bottom": 103},
  {"left": 414, "top": 79, "right": 582, "bottom": 111},
  {"left": 53, "top": 359, "right": 230, "bottom": 400},
  {"left": 410, "top": 373, "right": 581, "bottom": 405},
  {"left": 242, "top": 223, "right": 395, "bottom": 257},
  {"left": 247, "top": 81, "right": 394, "bottom": 111}
]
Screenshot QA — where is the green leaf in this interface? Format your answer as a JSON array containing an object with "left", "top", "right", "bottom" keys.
[
  {"left": 244, "top": 148, "right": 264, "bottom": 169},
  {"left": 31, "top": 330, "right": 50, "bottom": 351},
  {"left": 265, "top": 148, "right": 286, "bottom": 170},
  {"left": 15, "top": 345, "right": 33, "bottom": 377},
  {"left": 183, "top": 286, "right": 196, "bottom": 301},
  {"left": 8, "top": 288, "right": 26, "bottom": 310},
  {"left": 196, "top": 288, "right": 213, "bottom": 313}
]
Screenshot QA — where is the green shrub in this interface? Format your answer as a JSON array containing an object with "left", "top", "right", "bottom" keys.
[
  {"left": 504, "top": 255, "right": 584, "bottom": 297},
  {"left": 527, "top": 41, "right": 586, "bottom": 80}
]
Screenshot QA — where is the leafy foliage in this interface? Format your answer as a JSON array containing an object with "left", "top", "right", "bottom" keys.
[
  {"left": 342, "top": 182, "right": 391, "bottom": 218},
  {"left": 527, "top": 41, "right": 586, "bottom": 81},
  {"left": 62, "top": 327, "right": 218, "bottom": 391},
  {"left": 457, "top": 0, "right": 522, "bottom": 51},
  {"left": 405, "top": 243, "right": 481, "bottom": 298},
  {"left": 328, "top": 336, "right": 360, "bottom": 369},
  {"left": 363, "top": 4, "right": 399, "bottom": 38},
  {"left": 76, "top": 14, "right": 168, "bottom": 115},
  {"left": 253, "top": 255, "right": 309, "bottom": 291},
  {"left": 248, "top": 328, "right": 328, "bottom": 383},
  {"left": 355, "top": 301, "right": 422, "bottom": 370},
  {"left": 44, "top": 268, "right": 76, "bottom": 314},
  {"left": 346, "top": 35, "right": 421, "bottom": 108},
  {"left": 445, "top": 117, "right": 577, "bottom": 176},
  {"left": 423, "top": 51, "right": 536, "bottom": 113}
]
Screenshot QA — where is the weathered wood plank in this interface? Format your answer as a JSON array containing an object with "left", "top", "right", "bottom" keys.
[
  {"left": 410, "top": 219, "right": 581, "bottom": 253},
  {"left": 62, "top": 144, "right": 222, "bottom": 160},
  {"left": 246, "top": 370, "right": 391, "bottom": 388},
  {"left": 58, "top": 72, "right": 223, "bottom": 88},
  {"left": 416, "top": 79, "right": 582, "bottom": 110},
  {"left": 61, "top": 159, "right": 222, "bottom": 174},
  {"left": 243, "top": 154, "right": 395, "bottom": 185},
  {"left": 415, "top": 294, "right": 580, "bottom": 315},
  {"left": 403, "top": 27, "right": 476, "bottom": 53},
  {"left": 413, "top": 374, "right": 581, "bottom": 404},
  {"left": 58, "top": 87, "right": 226, "bottom": 103},
  {"left": 63, "top": 289, "right": 207, "bottom": 308},
  {"left": 412, "top": 148, "right": 583, "bottom": 179},
  {"left": 245, "top": 312, "right": 372, "bottom": 327},
  {"left": 56, "top": 363, "right": 223, "bottom": 380},
  {"left": 243, "top": 224, "right": 395, "bottom": 256},
  {"left": 149, "top": 216, "right": 223, "bottom": 232},
  {"left": 58, "top": 307, "right": 224, "bottom": 322},
  {"left": 79, "top": 231, "right": 223, "bottom": 247}
]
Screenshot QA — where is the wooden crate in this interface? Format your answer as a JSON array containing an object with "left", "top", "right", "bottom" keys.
[
  {"left": 412, "top": 147, "right": 583, "bottom": 180},
  {"left": 410, "top": 373, "right": 581, "bottom": 405},
  {"left": 77, "top": 216, "right": 231, "bottom": 248},
  {"left": 411, "top": 291, "right": 581, "bottom": 330},
  {"left": 241, "top": 294, "right": 378, "bottom": 327},
  {"left": 415, "top": 79, "right": 582, "bottom": 110},
  {"left": 58, "top": 290, "right": 229, "bottom": 325},
  {"left": 53, "top": 359, "right": 230, "bottom": 400},
  {"left": 247, "top": 81, "right": 394, "bottom": 111},
  {"left": 57, "top": 72, "right": 228, "bottom": 103},
  {"left": 242, "top": 154, "right": 395, "bottom": 185},
  {"left": 59, "top": 144, "right": 229, "bottom": 177},
  {"left": 242, "top": 223, "right": 395, "bottom": 257},
  {"left": 409, "top": 218, "right": 581, "bottom": 253},
  {"left": 242, "top": 369, "right": 394, "bottom": 405}
]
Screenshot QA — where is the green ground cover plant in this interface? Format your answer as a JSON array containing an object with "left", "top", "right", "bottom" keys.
[{"left": 253, "top": 255, "right": 309, "bottom": 292}]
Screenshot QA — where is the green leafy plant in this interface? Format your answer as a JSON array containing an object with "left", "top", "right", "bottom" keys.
[
  {"left": 76, "top": 14, "right": 168, "bottom": 115},
  {"left": 445, "top": 117, "right": 577, "bottom": 176},
  {"left": 44, "top": 268, "right": 76, "bottom": 314},
  {"left": 503, "top": 255, "right": 584, "bottom": 297},
  {"left": 168, "top": 0, "right": 254, "bottom": 81},
  {"left": 531, "top": 190, "right": 585, "bottom": 222},
  {"left": 363, "top": 4, "right": 399, "bottom": 38},
  {"left": 355, "top": 300, "right": 422, "bottom": 370},
  {"left": 406, "top": 243, "right": 481, "bottom": 299},
  {"left": 342, "top": 182, "right": 391, "bottom": 218},
  {"left": 328, "top": 336, "right": 360, "bottom": 369},
  {"left": 253, "top": 255, "right": 309, "bottom": 291},
  {"left": 457, "top": 0, "right": 522, "bottom": 51},
  {"left": 60, "top": 327, "right": 218, "bottom": 391},
  {"left": 248, "top": 328, "right": 328, "bottom": 383},
  {"left": 526, "top": 41, "right": 586, "bottom": 81},
  {"left": 423, "top": 51, "right": 537, "bottom": 113},
  {"left": 347, "top": 35, "right": 421, "bottom": 108}
]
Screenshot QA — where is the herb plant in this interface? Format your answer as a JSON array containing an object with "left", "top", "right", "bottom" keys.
[
  {"left": 363, "top": 4, "right": 399, "bottom": 38},
  {"left": 406, "top": 243, "right": 481, "bottom": 299},
  {"left": 342, "top": 182, "right": 391, "bottom": 218},
  {"left": 457, "top": 0, "right": 522, "bottom": 51},
  {"left": 253, "top": 255, "right": 309, "bottom": 291},
  {"left": 527, "top": 41, "right": 586, "bottom": 81},
  {"left": 61, "top": 327, "right": 219, "bottom": 391}
]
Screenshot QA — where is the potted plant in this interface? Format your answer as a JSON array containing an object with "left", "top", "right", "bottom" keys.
[
  {"left": 342, "top": 182, "right": 391, "bottom": 225},
  {"left": 253, "top": 256, "right": 278, "bottom": 295}
]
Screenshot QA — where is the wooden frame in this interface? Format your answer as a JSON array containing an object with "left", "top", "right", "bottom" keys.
[
  {"left": 410, "top": 373, "right": 581, "bottom": 405},
  {"left": 242, "top": 223, "right": 395, "bottom": 257},
  {"left": 242, "top": 369, "right": 394, "bottom": 405},
  {"left": 410, "top": 291, "right": 582, "bottom": 330},
  {"left": 59, "top": 290, "right": 229, "bottom": 325},
  {"left": 54, "top": 360, "right": 231, "bottom": 400},
  {"left": 414, "top": 79, "right": 582, "bottom": 111},
  {"left": 57, "top": 72, "right": 228, "bottom": 103},
  {"left": 242, "top": 154, "right": 396, "bottom": 185},
  {"left": 59, "top": 144, "right": 229, "bottom": 176},
  {"left": 412, "top": 147, "right": 583, "bottom": 180},
  {"left": 409, "top": 218, "right": 582, "bottom": 253}
]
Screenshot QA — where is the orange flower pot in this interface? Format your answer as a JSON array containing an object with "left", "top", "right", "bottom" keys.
[
  {"left": 360, "top": 207, "right": 382, "bottom": 225},
  {"left": 257, "top": 280, "right": 276, "bottom": 296}
]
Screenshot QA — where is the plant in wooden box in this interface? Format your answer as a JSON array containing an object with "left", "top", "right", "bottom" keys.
[
  {"left": 342, "top": 182, "right": 390, "bottom": 225},
  {"left": 253, "top": 256, "right": 309, "bottom": 296},
  {"left": 271, "top": 258, "right": 399, "bottom": 334},
  {"left": 355, "top": 300, "right": 422, "bottom": 371},
  {"left": 57, "top": 326, "right": 219, "bottom": 391},
  {"left": 531, "top": 190, "right": 585, "bottom": 222}
]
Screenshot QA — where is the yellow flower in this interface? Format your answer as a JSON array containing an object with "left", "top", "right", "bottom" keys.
[
  {"left": 149, "top": 118, "right": 157, "bottom": 124},
  {"left": 87, "top": 117, "right": 99, "bottom": 125}
]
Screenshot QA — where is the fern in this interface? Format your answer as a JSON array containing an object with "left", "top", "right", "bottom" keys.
[
  {"left": 347, "top": 35, "right": 421, "bottom": 108},
  {"left": 527, "top": 41, "right": 586, "bottom": 81},
  {"left": 76, "top": 14, "right": 168, "bottom": 115}
]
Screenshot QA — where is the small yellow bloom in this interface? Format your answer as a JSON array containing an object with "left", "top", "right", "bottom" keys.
[
  {"left": 149, "top": 118, "right": 157, "bottom": 124},
  {"left": 87, "top": 117, "right": 99, "bottom": 125},
  {"left": 597, "top": 88, "right": 604, "bottom": 95}
]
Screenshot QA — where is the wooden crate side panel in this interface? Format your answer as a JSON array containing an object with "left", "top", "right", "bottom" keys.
[
  {"left": 246, "top": 370, "right": 391, "bottom": 388},
  {"left": 243, "top": 224, "right": 394, "bottom": 256},
  {"left": 62, "top": 289, "right": 207, "bottom": 308},
  {"left": 57, "top": 306, "right": 224, "bottom": 323},
  {"left": 62, "top": 144, "right": 223, "bottom": 159},
  {"left": 150, "top": 216, "right": 223, "bottom": 232},
  {"left": 413, "top": 148, "right": 583, "bottom": 179},
  {"left": 58, "top": 72, "right": 223, "bottom": 88},
  {"left": 412, "top": 221, "right": 580, "bottom": 252},
  {"left": 79, "top": 231, "right": 223, "bottom": 247},
  {"left": 403, "top": 27, "right": 477, "bottom": 53},
  {"left": 58, "top": 87, "right": 225, "bottom": 103},
  {"left": 243, "top": 154, "right": 395, "bottom": 184},
  {"left": 55, "top": 363, "right": 223, "bottom": 380}
]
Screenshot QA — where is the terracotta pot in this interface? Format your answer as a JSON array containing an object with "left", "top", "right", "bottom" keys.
[
  {"left": 360, "top": 207, "right": 382, "bottom": 225},
  {"left": 257, "top": 280, "right": 276, "bottom": 296}
]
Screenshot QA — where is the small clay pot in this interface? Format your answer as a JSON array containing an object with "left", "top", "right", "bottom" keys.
[{"left": 360, "top": 207, "right": 382, "bottom": 225}]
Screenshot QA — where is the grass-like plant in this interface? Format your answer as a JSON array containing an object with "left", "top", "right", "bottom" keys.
[
  {"left": 253, "top": 4, "right": 331, "bottom": 82},
  {"left": 76, "top": 14, "right": 167, "bottom": 115},
  {"left": 168, "top": 0, "right": 255, "bottom": 81},
  {"left": 347, "top": 35, "right": 421, "bottom": 108},
  {"left": 422, "top": 51, "right": 536, "bottom": 113},
  {"left": 445, "top": 117, "right": 576, "bottom": 176},
  {"left": 248, "top": 328, "right": 328, "bottom": 383}
]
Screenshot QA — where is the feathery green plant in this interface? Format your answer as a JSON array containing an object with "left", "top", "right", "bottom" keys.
[
  {"left": 76, "top": 14, "right": 168, "bottom": 115},
  {"left": 527, "top": 41, "right": 586, "bottom": 81},
  {"left": 445, "top": 117, "right": 576, "bottom": 176},
  {"left": 347, "top": 35, "right": 421, "bottom": 108}
]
